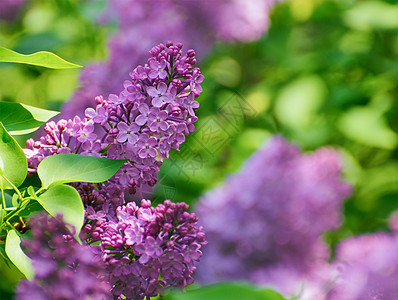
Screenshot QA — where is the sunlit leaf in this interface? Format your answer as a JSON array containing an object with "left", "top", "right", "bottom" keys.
[
  {"left": 343, "top": 1, "right": 398, "bottom": 30},
  {"left": 0, "top": 102, "right": 59, "bottom": 135},
  {"left": 0, "top": 47, "right": 81, "bottom": 69},
  {"left": 5, "top": 230, "right": 34, "bottom": 280},
  {"left": 274, "top": 75, "right": 327, "bottom": 129},
  {"left": 37, "top": 184, "right": 84, "bottom": 239},
  {"left": 0, "top": 123, "right": 28, "bottom": 188},
  {"left": 337, "top": 106, "right": 397, "bottom": 150},
  {"left": 37, "top": 154, "right": 127, "bottom": 187}
]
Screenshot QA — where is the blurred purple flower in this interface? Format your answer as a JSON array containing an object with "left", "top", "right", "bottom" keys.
[
  {"left": 16, "top": 213, "right": 111, "bottom": 300},
  {"left": 328, "top": 230, "right": 398, "bottom": 300},
  {"left": 195, "top": 136, "right": 352, "bottom": 297}
]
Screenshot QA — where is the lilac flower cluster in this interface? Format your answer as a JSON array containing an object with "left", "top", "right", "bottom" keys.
[
  {"left": 326, "top": 223, "right": 398, "bottom": 300},
  {"left": 17, "top": 213, "right": 111, "bottom": 300},
  {"left": 25, "top": 42, "right": 202, "bottom": 198},
  {"left": 62, "top": 0, "right": 279, "bottom": 119},
  {"left": 195, "top": 136, "right": 352, "bottom": 296},
  {"left": 82, "top": 199, "right": 206, "bottom": 299}
]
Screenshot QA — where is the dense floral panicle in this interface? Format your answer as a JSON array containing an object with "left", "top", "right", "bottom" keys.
[
  {"left": 195, "top": 136, "right": 352, "bottom": 296},
  {"left": 61, "top": 0, "right": 279, "bottom": 119},
  {"left": 83, "top": 199, "right": 206, "bottom": 300},
  {"left": 25, "top": 42, "right": 202, "bottom": 201},
  {"left": 16, "top": 213, "right": 111, "bottom": 300},
  {"left": 0, "top": 0, "right": 26, "bottom": 21},
  {"left": 327, "top": 225, "right": 398, "bottom": 300}
]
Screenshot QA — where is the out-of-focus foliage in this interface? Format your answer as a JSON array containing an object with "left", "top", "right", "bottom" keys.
[
  {"left": 155, "top": 0, "right": 398, "bottom": 249},
  {"left": 0, "top": 0, "right": 108, "bottom": 110},
  {"left": 0, "top": 0, "right": 397, "bottom": 298}
]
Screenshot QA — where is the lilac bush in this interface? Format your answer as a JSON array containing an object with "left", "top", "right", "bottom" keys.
[
  {"left": 62, "top": 0, "right": 279, "bottom": 119},
  {"left": 195, "top": 136, "right": 352, "bottom": 296},
  {"left": 25, "top": 42, "right": 203, "bottom": 200}
]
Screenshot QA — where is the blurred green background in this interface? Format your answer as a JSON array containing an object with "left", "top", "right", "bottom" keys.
[{"left": 0, "top": 0, "right": 397, "bottom": 298}]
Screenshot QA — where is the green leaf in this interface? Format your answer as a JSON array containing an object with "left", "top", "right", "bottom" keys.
[
  {"left": 5, "top": 230, "right": 34, "bottom": 280},
  {"left": 37, "top": 154, "right": 127, "bottom": 187},
  {"left": 258, "top": 289, "right": 287, "bottom": 300},
  {"left": 0, "top": 122, "right": 28, "bottom": 189},
  {"left": 18, "top": 200, "right": 43, "bottom": 218},
  {"left": 166, "top": 282, "right": 286, "bottom": 300},
  {"left": 0, "top": 102, "right": 59, "bottom": 135},
  {"left": 0, "top": 47, "right": 82, "bottom": 69},
  {"left": 37, "top": 184, "right": 84, "bottom": 239},
  {"left": 11, "top": 193, "right": 19, "bottom": 207}
]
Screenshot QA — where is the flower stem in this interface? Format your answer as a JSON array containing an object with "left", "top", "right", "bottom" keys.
[{"left": 0, "top": 173, "right": 23, "bottom": 201}]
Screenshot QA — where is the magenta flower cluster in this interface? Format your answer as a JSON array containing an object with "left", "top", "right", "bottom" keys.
[
  {"left": 195, "top": 136, "right": 352, "bottom": 296},
  {"left": 24, "top": 42, "right": 203, "bottom": 197},
  {"left": 82, "top": 199, "right": 206, "bottom": 299},
  {"left": 17, "top": 213, "right": 111, "bottom": 300}
]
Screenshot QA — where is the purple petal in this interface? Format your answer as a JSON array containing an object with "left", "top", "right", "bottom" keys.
[
  {"left": 147, "top": 87, "right": 158, "bottom": 98},
  {"left": 85, "top": 108, "right": 96, "bottom": 119},
  {"left": 129, "top": 123, "right": 140, "bottom": 133},
  {"left": 148, "top": 112, "right": 157, "bottom": 122},
  {"left": 149, "top": 122, "right": 158, "bottom": 132},
  {"left": 135, "top": 115, "right": 148, "bottom": 126},
  {"left": 159, "top": 111, "right": 168, "bottom": 120},
  {"left": 158, "top": 82, "right": 167, "bottom": 94},
  {"left": 138, "top": 103, "right": 149, "bottom": 115},
  {"left": 159, "top": 121, "right": 169, "bottom": 131},
  {"left": 148, "top": 148, "right": 157, "bottom": 158},
  {"left": 162, "top": 93, "right": 173, "bottom": 103},
  {"left": 148, "top": 70, "right": 158, "bottom": 79},
  {"left": 147, "top": 137, "right": 157, "bottom": 147},
  {"left": 117, "top": 122, "right": 128, "bottom": 133},
  {"left": 127, "top": 134, "right": 138, "bottom": 144},
  {"left": 116, "top": 133, "right": 128, "bottom": 143},
  {"left": 138, "top": 148, "right": 148, "bottom": 158},
  {"left": 152, "top": 97, "right": 163, "bottom": 108},
  {"left": 149, "top": 60, "right": 159, "bottom": 70}
]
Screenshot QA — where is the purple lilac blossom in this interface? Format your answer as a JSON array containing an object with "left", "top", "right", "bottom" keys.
[
  {"left": 82, "top": 199, "right": 207, "bottom": 300},
  {"left": 16, "top": 213, "right": 111, "bottom": 300},
  {"left": 24, "top": 42, "right": 203, "bottom": 204},
  {"left": 327, "top": 224, "right": 398, "bottom": 300},
  {"left": 61, "top": 0, "right": 279, "bottom": 119},
  {"left": 195, "top": 136, "right": 352, "bottom": 297}
]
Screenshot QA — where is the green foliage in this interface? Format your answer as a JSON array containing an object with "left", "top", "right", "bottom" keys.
[
  {"left": 0, "top": 102, "right": 59, "bottom": 135},
  {"left": 37, "top": 154, "right": 127, "bottom": 188},
  {"left": 165, "top": 282, "right": 286, "bottom": 300},
  {"left": 0, "top": 47, "right": 81, "bottom": 69},
  {"left": 5, "top": 230, "right": 34, "bottom": 280},
  {"left": 37, "top": 184, "right": 84, "bottom": 239},
  {"left": 0, "top": 123, "right": 27, "bottom": 189}
]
